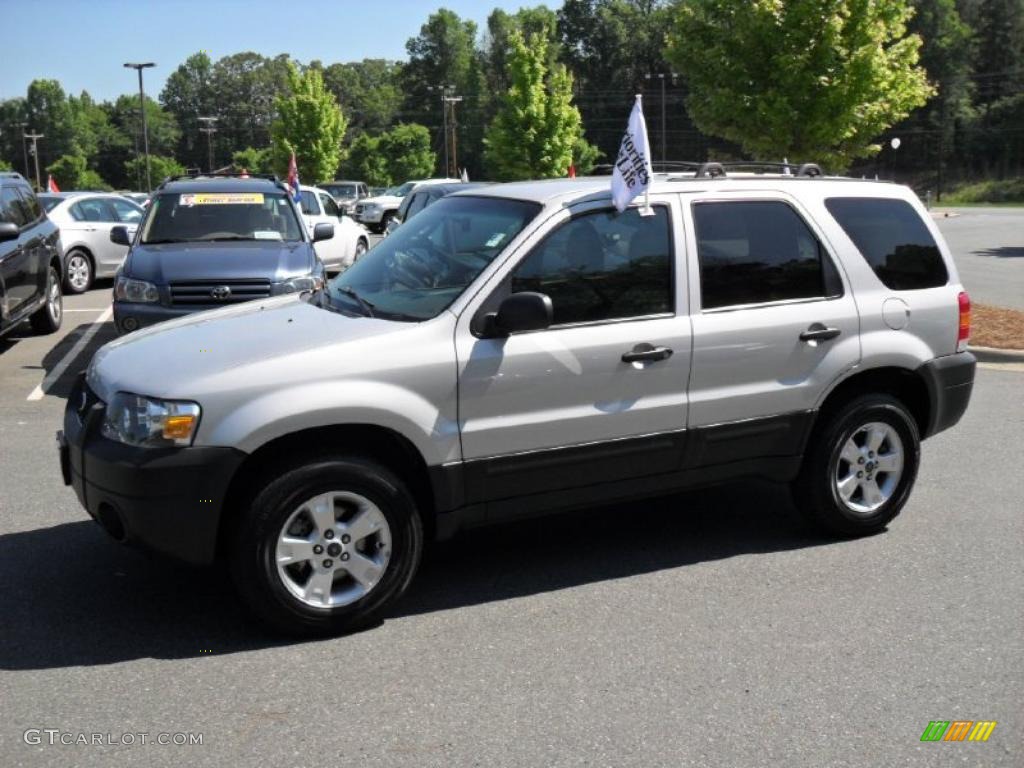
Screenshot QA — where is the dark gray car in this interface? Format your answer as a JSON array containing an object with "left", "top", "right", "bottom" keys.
[{"left": 110, "top": 175, "right": 332, "bottom": 333}]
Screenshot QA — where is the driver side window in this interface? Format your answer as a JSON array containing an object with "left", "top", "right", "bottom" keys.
[{"left": 510, "top": 207, "right": 674, "bottom": 326}]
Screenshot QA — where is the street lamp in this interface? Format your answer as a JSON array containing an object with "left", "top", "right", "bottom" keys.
[
  {"left": 198, "top": 116, "right": 218, "bottom": 172},
  {"left": 644, "top": 73, "right": 677, "bottom": 168},
  {"left": 124, "top": 62, "right": 156, "bottom": 191}
]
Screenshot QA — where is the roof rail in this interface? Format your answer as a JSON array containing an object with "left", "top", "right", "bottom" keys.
[
  {"left": 656, "top": 160, "right": 828, "bottom": 179},
  {"left": 160, "top": 171, "right": 281, "bottom": 184}
]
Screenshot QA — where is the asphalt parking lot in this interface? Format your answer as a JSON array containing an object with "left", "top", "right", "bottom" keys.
[{"left": 1, "top": 217, "right": 1021, "bottom": 767}]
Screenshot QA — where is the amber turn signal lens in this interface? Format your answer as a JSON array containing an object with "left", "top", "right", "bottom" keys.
[{"left": 163, "top": 414, "right": 197, "bottom": 440}]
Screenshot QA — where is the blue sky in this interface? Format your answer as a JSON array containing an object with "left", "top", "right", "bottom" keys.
[{"left": 1, "top": 0, "right": 560, "bottom": 102}]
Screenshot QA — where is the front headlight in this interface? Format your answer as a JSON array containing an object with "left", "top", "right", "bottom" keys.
[
  {"left": 101, "top": 392, "right": 201, "bottom": 448},
  {"left": 114, "top": 275, "right": 159, "bottom": 303},
  {"left": 280, "top": 275, "right": 324, "bottom": 293},
  {"left": 362, "top": 203, "right": 380, "bottom": 213}
]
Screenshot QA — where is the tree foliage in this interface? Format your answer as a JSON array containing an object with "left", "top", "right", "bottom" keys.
[
  {"left": 270, "top": 63, "right": 348, "bottom": 183},
  {"left": 231, "top": 146, "right": 273, "bottom": 174},
  {"left": 484, "top": 27, "right": 592, "bottom": 180},
  {"left": 46, "top": 154, "right": 109, "bottom": 190},
  {"left": 340, "top": 123, "right": 436, "bottom": 186},
  {"left": 666, "top": 0, "right": 934, "bottom": 168},
  {"left": 124, "top": 154, "right": 185, "bottom": 185}
]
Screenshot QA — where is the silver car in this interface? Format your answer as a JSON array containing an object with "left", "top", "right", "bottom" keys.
[
  {"left": 39, "top": 192, "right": 144, "bottom": 293},
  {"left": 59, "top": 169, "right": 975, "bottom": 636}
]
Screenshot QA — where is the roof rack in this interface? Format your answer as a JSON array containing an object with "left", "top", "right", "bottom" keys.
[
  {"left": 653, "top": 160, "right": 825, "bottom": 178},
  {"left": 160, "top": 171, "right": 281, "bottom": 184}
]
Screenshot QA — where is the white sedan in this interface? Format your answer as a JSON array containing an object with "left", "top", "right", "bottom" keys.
[
  {"left": 38, "top": 192, "right": 144, "bottom": 293},
  {"left": 297, "top": 185, "right": 371, "bottom": 272}
]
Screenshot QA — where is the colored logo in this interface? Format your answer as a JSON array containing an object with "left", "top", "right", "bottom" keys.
[
  {"left": 210, "top": 286, "right": 232, "bottom": 300},
  {"left": 920, "top": 720, "right": 997, "bottom": 742}
]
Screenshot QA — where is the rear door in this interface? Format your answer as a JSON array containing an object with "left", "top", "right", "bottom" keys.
[
  {"left": 0, "top": 186, "right": 34, "bottom": 313},
  {"left": 683, "top": 192, "right": 860, "bottom": 462},
  {"left": 455, "top": 195, "right": 692, "bottom": 503}
]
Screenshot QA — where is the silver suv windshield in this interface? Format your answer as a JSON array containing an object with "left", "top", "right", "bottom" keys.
[
  {"left": 384, "top": 182, "right": 416, "bottom": 198},
  {"left": 327, "top": 195, "right": 540, "bottom": 321},
  {"left": 140, "top": 191, "right": 304, "bottom": 244}
]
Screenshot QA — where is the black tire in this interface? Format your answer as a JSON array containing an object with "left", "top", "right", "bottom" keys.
[
  {"left": 228, "top": 455, "right": 423, "bottom": 636},
  {"left": 355, "top": 237, "right": 368, "bottom": 261},
  {"left": 63, "top": 249, "right": 93, "bottom": 294},
  {"left": 29, "top": 266, "right": 63, "bottom": 334},
  {"left": 792, "top": 394, "right": 920, "bottom": 537},
  {"left": 378, "top": 211, "right": 395, "bottom": 233}
]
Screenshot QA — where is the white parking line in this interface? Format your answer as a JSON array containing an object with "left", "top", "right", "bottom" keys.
[{"left": 27, "top": 306, "right": 114, "bottom": 401}]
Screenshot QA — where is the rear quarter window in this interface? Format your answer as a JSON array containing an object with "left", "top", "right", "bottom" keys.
[{"left": 825, "top": 197, "right": 948, "bottom": 290}]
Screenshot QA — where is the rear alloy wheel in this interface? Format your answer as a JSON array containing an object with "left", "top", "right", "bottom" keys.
[
  {"left": 64, "top": 250, "right": 93, "bottom": 294},
  {"left": 30, "top": 266, "right": 63, "bottom": 334},
  {"left": 792, "top": 394, "right": 920, "bottom": 537},
  {"left": 229, "top": 456, "right": 423, "bottom": 636}
]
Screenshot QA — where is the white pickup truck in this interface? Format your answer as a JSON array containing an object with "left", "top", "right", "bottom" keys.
[{"left": 353, "top": 178, "right": 459, "bottom": 233}]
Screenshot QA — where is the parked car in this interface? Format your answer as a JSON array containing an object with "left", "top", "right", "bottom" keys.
[
  {"left": 117, "top": 191, "right": 150, "bottom": 207},
  {"left": 353, "top": 178, "right": 459, "bottom": 233},
  {"left": 38, "top": 192, "right": 144, "bottom": 293},
  {"left": 297, "top": 185, "right": 371, "bottom": 271},
  {"left": 320, "top": 181, "right": 368, "bottom": 215},
  {"left": 0, "top": 172, "right": 63, "bottom": 336},
  {"left": 107, "top": 174, "right": 330, "bottom": 333},
  {"left": 385, "top": 181, "right": 493, "bottom": 235},
  {"left": 60, "top": 168, "right": 975, "bottom": 636}
]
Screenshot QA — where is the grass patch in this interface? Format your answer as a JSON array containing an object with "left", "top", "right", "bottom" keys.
[
  {"left": 973, "top": 304, "right": 1024, "bottom": 349},
  {"left": 944, "top": 178, "right": 1024, "bottom": 204}
]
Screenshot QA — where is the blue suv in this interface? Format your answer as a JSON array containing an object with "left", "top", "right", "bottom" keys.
[{"left": 110, "top": 174, "right": 331, "bottom": 333}]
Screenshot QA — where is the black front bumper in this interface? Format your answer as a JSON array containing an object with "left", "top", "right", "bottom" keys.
[
  {"left": 59, "top": 376, "right": 246, "bottom": 565},
  {"left": 918, "top": 351, "right": 976, "bottom": 439}
]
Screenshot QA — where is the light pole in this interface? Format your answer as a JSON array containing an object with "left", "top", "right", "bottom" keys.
[
  {"left": 124, "top": 62, "right": 155, "bottom": 191},
  {"left": 644, "top": 73, "right": 676, "bottom": 168},
  {"left": 25, "top": 132, "right": 45, "bottom": 191},
  {"left": 444, "top": 94, "right": 463, "bottom": 177},
  {"left": 428, "top": 84, "right": 454, "bottom": 177},
  {"left": 198, "top": 116, "right": 218, "bottom": 172}
]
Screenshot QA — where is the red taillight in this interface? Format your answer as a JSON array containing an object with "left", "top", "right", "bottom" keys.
[{"left": 957, "top": 291, "right": 971, "bottom": 351}]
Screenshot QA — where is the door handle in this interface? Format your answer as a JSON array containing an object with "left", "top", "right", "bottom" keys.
[
  {"left": 799, "top": 323, "right": 842, "bottom": 342},
  {"left": 622, "top": 343, "right": 673, "bottom": 363}
]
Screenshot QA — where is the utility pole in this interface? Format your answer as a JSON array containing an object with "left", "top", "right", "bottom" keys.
[
  {"left": 444, "top": 94, "right": 463, "bottom": 177},
  {"left": 428, "top": 84, "right": 454, "bottom": 177},
  {"left": 13, "top": 121, "right": 29, "bottom": 178},
  {"left": 124, "top": 62, "right": 155, "bottom": 191},
  {"left": 198, "top": 116, "right": 219, "bottom": 172},
  {"left": 25, "top": 132, "right": 44, "bottom": 191},
  {"left": 645, "top": 73, "right": 676, "bottom": 168}
]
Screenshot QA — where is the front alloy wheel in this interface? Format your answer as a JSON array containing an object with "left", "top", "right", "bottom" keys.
[
  {"left": 229, "top": 455, "right": 423, "bottom": 636},
  {"left": 64, "top": 250, "right": 93, "bottom": 294}
]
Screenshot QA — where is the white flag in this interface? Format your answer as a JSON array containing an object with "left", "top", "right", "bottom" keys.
[
  {"left": 611, "top": 95, "right": 654, "bottom": 212},
  {"left": 460, "top": 167, "right": 469, "bottom": 183}
]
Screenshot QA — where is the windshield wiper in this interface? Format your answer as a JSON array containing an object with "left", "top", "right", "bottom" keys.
[
  {"left": 143, "top": 238, "right": 189, "bottom": 244},
  {"left": 337, "top": 286, "right": 376, "bottom": 318}
]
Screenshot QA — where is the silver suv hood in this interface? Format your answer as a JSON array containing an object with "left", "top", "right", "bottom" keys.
[{"left": 87, "top": 294, "right": 416, "bottom": 403}]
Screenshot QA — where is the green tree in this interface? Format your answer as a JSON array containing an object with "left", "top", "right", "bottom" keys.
[
  {"left": 231, "top": 146, "right": 273, "bottom": 174},
  {"left": 378, "top": 123, "right": 436, "bottom": 181},
  {"left": 322, "top": 59, "right": 404, "bottom": 137},
  {"left": 0, "top": 158, "right": 12, "bottom": 171},
  {"left": 341, "top": 133, "right": 392, "bottom": 187},
  {"left": 160, "top": 52, "right": 215, "bottom": 170},
  {"left": 270, "top": 63, "right": 348, "bottom": 183},
  {"left": 46, "top": 154, "right": 109, "bottom": 190},
  {"left": 666, "top": 0, "right": 934, "bottom": 168},
  {"left": 24, "top": 79, "right": 78, "bottom": 170},
  {"left": 483, "top": 27, "right": 593, "bottom": 180},
  {"left": 124, "top": 154, "right": 185, "bottom": 185}
]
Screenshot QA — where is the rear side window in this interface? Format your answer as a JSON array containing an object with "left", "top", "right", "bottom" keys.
[
  {"left": 1, "top": 187, "right": 29, "bottom": 227},
  {"left": 693, "top": 201, "right": 842, "bottom": 310},
  {"left": 17, "top": 189, "right": 43, "bottom": 222},
  {"left": 825, "top": 197, "right": 948, "bottom": 290}
]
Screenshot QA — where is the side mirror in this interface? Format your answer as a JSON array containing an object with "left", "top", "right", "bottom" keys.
[
  {"left": 110, "top": 226, "right": 131, "bottom": 246},
  {"left": 483, "top": 292, "right": 553, "bottom": 337},
  {"left": 0, "top": 222, "right": 19, "bottom": 242},
  {"left": 313, "top": 222, "right": 335, "bottom": 242}
]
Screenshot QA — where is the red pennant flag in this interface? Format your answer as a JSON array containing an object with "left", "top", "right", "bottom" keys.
[
  {"left": 568, "top": 164, "right": 576, "bottom": 179},
  {"left": 47, "top": 175, "right": 60, "bottom": 193},
  {"left": 286, "top": 152, "right": 300, "bottom": 202}
]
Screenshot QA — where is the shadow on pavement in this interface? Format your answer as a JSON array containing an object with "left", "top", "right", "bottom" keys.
[
  {"left": 0, "top": 481, "right": 842, "bottom": 670},
  {"left": 973, "top": 246, "right": 1024, "bottom": 258}
]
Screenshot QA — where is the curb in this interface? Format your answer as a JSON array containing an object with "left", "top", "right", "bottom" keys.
[{"left": 968, "top": 345, "right": 1024, "bottom": 364}]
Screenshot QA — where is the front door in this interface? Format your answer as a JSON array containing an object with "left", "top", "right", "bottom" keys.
[
  {"left": 455, "top": 196, "right": 692, "bottom": 503},
  {"left": 0, "top": 187, "right": 33, "bottom": 314}
]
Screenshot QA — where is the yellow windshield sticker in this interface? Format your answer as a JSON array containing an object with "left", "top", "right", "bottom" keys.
[{"left": 180, "top": 193, "right": 264, "bottom": 206}]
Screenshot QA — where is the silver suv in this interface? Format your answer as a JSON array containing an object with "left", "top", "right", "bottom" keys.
[{"left": 58, "top": 170, "right": 975, "bottom": 635}]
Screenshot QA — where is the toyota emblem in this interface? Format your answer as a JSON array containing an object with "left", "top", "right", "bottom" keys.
[{"left": 210, "top": 285, "right": 232, "bottom": 300}]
